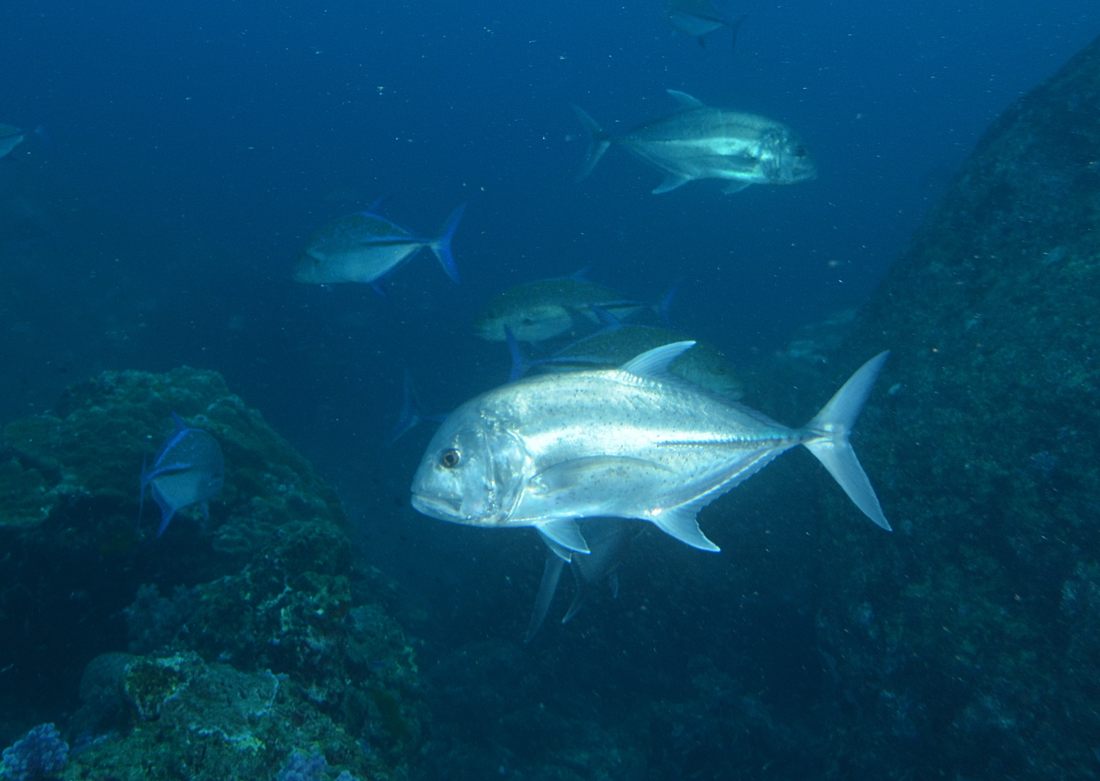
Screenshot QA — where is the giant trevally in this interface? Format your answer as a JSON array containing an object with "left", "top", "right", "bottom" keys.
[
  {"left": 666, "top": 0, "right": 747, "bottom": 48},
  {"left": 411, "top": 343, "right": 889, "bottom": 556},
  {"left": 294, "top": 204, "right": 465, "bottom": 286},
  {"left": 574, "top": 91, "right": 816, "bottom": 195},
  {"left": 474, "top": 277, "right": 648, "bottom": 343},
  {"left": 0, "top": 125, "right": 25, "bottom": 160},
  {"left": 140, "top": 414, "right": 225, "bottom": 537}
]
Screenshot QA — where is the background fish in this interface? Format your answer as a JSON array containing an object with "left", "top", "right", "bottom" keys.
[
  {"left": 294, "top": 204, "right": 464, "bottom": 285},
  {"left": 0, "top": 124, "right": 25, "bottom": 159},
  {"left": 544, "top": 324, "right": 745, "bottom": 399},
  {"left": 140, "top": 415, "right": 225, "bottom": 537},
  {"left": 666, "top": 0, "right": 747, "bottom": 48},
  {"left": 474, "top": 277, "right": 645, "bottom": 343},
  {"left": 411, "top": 344, "right": 889, "bottom": 556},
  {"left": 574, "top": 90, "right": 816, "bottom": 194}
]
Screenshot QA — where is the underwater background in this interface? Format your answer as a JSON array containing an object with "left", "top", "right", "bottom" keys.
[{"left": 2, "top": 1, "right": 1100, "bottom": 779}]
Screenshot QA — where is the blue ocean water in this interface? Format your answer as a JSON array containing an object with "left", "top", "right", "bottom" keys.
[
  {"left": 2, "top": 1, "right": 1099, "bottom": 776},
  {"left": 0, "top": 1, "right": 1093, "bottom": 406}
]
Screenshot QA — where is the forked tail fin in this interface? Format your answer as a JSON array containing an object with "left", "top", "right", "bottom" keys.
[
  {"left": 429, "top": 203, "right": 466, "bottom": 283},
  {"left": 802, "top": 352, "right": 891, "bottom": 530},
  {"left": 572, "top": 105, "right": 611, "bottom": 182}
]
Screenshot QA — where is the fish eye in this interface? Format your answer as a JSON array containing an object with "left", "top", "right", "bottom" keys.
[
  {"left": 440, "top": 448, "right": 462, "bottom": 469},
  {"left": 794, "top": 146, "right": 807, "bottom": 157}
]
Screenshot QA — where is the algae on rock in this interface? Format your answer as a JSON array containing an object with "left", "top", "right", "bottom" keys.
[
  {"left": 0, "top": 366, "right": 425, "bottom": 780},
  {"left": 805, "top": 33, "right": 1100, "bottom": 780}
]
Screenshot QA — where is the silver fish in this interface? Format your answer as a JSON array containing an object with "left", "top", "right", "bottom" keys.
[
  {"left": 574, "top": 90, "right": 815, "bottom": 195},
  {"left": 294, "top": 205, "right": 464, "bottom": 285},
  {"left": 411, "top": 343, "right": 889, "bottom": 555},
  {"left": 0, "top": 124, "right": 25, "bottom": 160}
]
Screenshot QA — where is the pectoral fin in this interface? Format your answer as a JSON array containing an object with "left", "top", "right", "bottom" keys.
[{"left": 534, "top": 455, "right": 673, "bottom": 493}]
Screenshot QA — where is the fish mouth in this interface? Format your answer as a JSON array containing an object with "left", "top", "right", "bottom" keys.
[{"left": 411, "top": 493, "right": 463, "bottom": 522}]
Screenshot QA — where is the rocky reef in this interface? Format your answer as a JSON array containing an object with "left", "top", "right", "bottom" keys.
[
  {"left": 803, "top": 32, "right": 1100, "bottom": 779},
  {"left": 0, "top": 367, "right": 424, "bottom": 780}
]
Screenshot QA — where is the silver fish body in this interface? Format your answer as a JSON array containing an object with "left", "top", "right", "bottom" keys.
[
  {"left": 411, "top": 343, "right": 890, "bottom": 555},
  {"left": 575, "top": 91, "right": 815, "bottom": 195}
]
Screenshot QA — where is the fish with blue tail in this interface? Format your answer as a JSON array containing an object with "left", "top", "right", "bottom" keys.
[
  {"left": 140, "top": 414, "right": 225, "bottom": 537},
  {"left": 411, "top": 343, "right": 890, "bottom": 557},
  {"left": 294, "top": 204, "right": 465, "bottom": 286},
  {"left": 389, "top": 370, "right": 448, "bottom": 443}
]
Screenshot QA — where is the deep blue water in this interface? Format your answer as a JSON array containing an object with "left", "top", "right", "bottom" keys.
[{"left": 2, "top": 0, "right": 1099, "bottom": 772}]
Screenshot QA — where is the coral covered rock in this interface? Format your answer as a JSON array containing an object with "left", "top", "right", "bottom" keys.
[
  {"left": 0, "top": 367, "right": 424, "bottom": 780},
  {"left": 807, "top": 33, "right": 1100, "bottom": 779}
]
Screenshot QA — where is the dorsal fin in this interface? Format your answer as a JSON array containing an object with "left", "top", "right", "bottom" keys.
[
  {"left": 620, "top": 341, "right": 695, "bottom": 377},
  {"left": 666, "top": 89, "right": 705, "bottom": 109}
]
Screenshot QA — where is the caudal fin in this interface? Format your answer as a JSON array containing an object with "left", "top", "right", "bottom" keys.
[
  {"left": 802, "top": 352, "right": 891, "bottom": 530},
  {"left": 429, "top": 203, "right": 465, "bottom": 283},
  {"left": 572, "top": 105, "right": 611, "bottom": 182}
]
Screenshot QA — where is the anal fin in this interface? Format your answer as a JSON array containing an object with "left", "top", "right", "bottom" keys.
[{"left": 648, "top": 504, "right": 720, "bottom": 552}]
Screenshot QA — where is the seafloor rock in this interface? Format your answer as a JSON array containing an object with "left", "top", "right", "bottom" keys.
[
  {"left": 63, "top": 651, "right": 373, "bottom": 781},
  {"left": 805, "top": 34, "right": 1100, "bottom": 779},
  {"left": 0, "top": 367, "right": 424, "bottom": 779}
]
